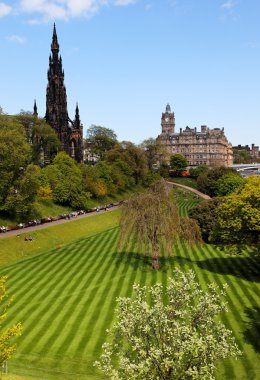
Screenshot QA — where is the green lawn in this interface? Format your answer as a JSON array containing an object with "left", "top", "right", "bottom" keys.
[
  {"left": 0, "top": 198, "right": 259, "bottom": 380},
  {"left": 169, "top": 177, "right": 199, "bottom": 189}
]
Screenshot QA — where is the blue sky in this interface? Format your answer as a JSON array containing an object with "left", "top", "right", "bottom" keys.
[{"left": 0, "top": 0, "right": 259, "bottom": 146}]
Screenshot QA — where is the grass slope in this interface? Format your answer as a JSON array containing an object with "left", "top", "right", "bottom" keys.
[
  {"left": 0, "top": 210, "right": 120, "bottom": 267},
  {"left": 0, "top": 197, "right": 259, "bottom": 380}
]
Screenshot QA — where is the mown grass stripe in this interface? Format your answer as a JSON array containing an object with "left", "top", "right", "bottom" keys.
[
  {"left": 83, "top": 242, "right": 140, "bottom": 358},
  {"left": 13, "top": 243, "right": 92, "bottom": 353},
  {"left": 46, "top": 229, "right": 119, "bottom": 360},
  {"left": 4, "top": 242, "right": 87, "bottom": 329},
  {"left": 32, "top": 229, "right": 118, "bottom": 358}
]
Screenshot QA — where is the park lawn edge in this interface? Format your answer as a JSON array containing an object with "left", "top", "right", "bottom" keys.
[{"left": 0, "top": 209, "right": 121, "bottom": 268}]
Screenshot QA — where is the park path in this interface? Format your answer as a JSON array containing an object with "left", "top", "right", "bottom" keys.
[
  {"left": 168, "top": 181, "right": 211, "bottom": 200},
  {"left": 0, "top": 207, "right": 118, "bottom": 239}
]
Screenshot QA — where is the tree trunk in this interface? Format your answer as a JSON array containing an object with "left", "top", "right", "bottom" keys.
[
  {"left": 152, "top": 257, "right": 160, "bottom": 270},
  {"left": 152, "top": 245, "right": 160, "bottom": 270}
]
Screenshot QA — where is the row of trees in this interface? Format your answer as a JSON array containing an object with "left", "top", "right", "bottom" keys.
[{"left": 0, "top": 115, "right": 166, "bottom": 221}]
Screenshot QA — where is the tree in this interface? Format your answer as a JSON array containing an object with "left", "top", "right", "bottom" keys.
[
  {"left": 3, "top": 164, "right": 41, "bottom": 220},
  {"left": 106, "top": 141, "right": 148, "bottom": 184},
  {"left": 170, "top": 154, "right": 188, "bottom": 173},
  {"left": 189, "top": 164, "right": 209, "bottom": 178},
  {"left": 46, "top": 152, "right": 91, "bottom": 209},
  {"left": 210, "top": 176, "right": 260, "bottom": 248},
  {"left": 85, "top": 125, "right": 118, "bottom": 161},
  {"left": 0, "top": 276, "right": 22, "bottom": 367},
  {"left": 16, "top": 112, "right": 60, "bottom": 165},
  {"left": 189, "top": 198, "right": 223, "bottom": 242},
  {"left": 119, "top": 180, "right": 201, "bottom": 269},
  {"left": 215, "top": 172, "right": 244, "bottom": 196},
  {"left": 95, "top": 269, "right": 241, "bottom": 380},
  {"left": 0, "top": 115, "right": 33, "bottom": 219},
  {"left": 197, "top": 167, "right": 238, "bottom": 197},
  {"left": 140, "top": 138, "right": 169, "bottom": 169}
]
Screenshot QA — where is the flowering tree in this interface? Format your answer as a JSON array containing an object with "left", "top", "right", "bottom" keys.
[{"left": 95, "top": 269, "right": 241, "bottom": 380}]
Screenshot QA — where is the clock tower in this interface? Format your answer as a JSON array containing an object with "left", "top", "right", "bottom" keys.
[{"left": 161, "top": 103, "right": 175, "bottom": 135}]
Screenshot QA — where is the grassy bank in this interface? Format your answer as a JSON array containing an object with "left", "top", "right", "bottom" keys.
[{"left": 0, "top": 210, "right": 120, "bottom": 267}]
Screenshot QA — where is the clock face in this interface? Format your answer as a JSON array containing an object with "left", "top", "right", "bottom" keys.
[{"left": 165, "top": 117, "right": 169, "bottom": 122}]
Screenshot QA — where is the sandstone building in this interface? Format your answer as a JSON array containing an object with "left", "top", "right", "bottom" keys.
[{"left": 158, "top": 104, "right": 233, "bottom": 167}]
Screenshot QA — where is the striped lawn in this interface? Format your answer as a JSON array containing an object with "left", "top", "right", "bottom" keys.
[{"left": 0, "top": 200, "right": 259, "bottom": 379}]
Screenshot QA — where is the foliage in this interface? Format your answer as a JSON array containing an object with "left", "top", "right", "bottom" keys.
[
  {"left": 0, "top": 115, "right": 31, "bottom": 208},
  {"left": 37, "top": 186, "right": 53, "bottom": 200},
  {"left": 46, "top": 153, "right": 91, "bottom": 209},
  {"left": 159, "top": 161, "right": 170, "bottom": 178},
  {"left": 95, "top": 269, "right": 241, "bottom": 380},
  {"left": 142, "top": 170, "right": 162, "bottom": 187},
  {"left": 140, "top": 137, "right": 169, "bottom": 169},
  {"left": 215, "top": 173, "right": 244, "bottom": 196},
  {"left": 119, "top": 180, "right": 201, "bottom": 269},
  {"left": 180, "top": 216, "right": 203, "bottom": 244},
  {"left": 106, "top": 141, "right": 148, "bottom": 184},
  {"left": 15, "top": 112, "right": 60, "bottom": 165},
  {"left": 197, "top": 167, "right": 239, "bottom": 197},
  {"left": 0, "top": 276, "right": 22, "bottom": 367},
  {"left": 210, "top": 176, "right": 260, "bottom": 247},
  {"left": 81, "top": 160, "right": 134, "bottom": 198},
  {"left": 170, "top": 154, "right": 188, "bottom": 172},
  {"left": 189, "top": 164, "right": 209, "bottom": 178},
  {"left": 189, "top": 198, "right": 223, "bottom": 242},
  {"left": 1, "top": 164, "right": 41, "bottom": 221},
  {"left": 85, "top": 125, "right": 118, "bottom": 161},
  {"left": 233, "top": 148, "right": 260, "bottom": 164}
]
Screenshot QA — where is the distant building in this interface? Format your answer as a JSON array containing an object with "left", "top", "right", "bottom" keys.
[
  {"left": 233, "top": 144, "right": 260, "bottom": 159},
  {"left": 158, "top": 104, "right": 233, "bottom": 167},
  {"left": 34, "top": 24, "right": 83, "bottom": 163}
]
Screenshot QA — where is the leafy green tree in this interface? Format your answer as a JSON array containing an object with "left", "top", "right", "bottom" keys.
[
  {"left": 85, "top": 125, "right": 118, "bottom": 161},
  {"left": 3, "top": 164, "right": 41, "bottom": 220},
  {"left": 140, "top": 138, "right": 169, "bottom": 169},
  {"left": 0, "top": 276, "right": 22, "bottom": 367},
  {"left": 197, "top": 167, "right": 238, "bottom": 197},
  {"left": 106, "top": 141, "right": 148, "bottom": 184},
  {"left": 189, "top": 198, "right": 223, "bottom": 242},
  {"left": 16, "top": 112, "right": 60, "bottom": 165},
  {"left": 95, "top": 269, "right": 241, "bottom": 380},
  {"left": 215, "top": 172, "right": 244, "bottom": 196},
  {"left": 210, "top": 176, "right": 260, "bottom": 248},
  {"left": 170, "top": 154, "right": 188, "bottom": 172},
  {"left": 0, "top": 115, "right": 33, "bottom": 219},
  {"left": 159, "top": 161, "right": 170, "bottom": 178},
  {"left": 119, "top": 180, "right": 201, "bottom": 269},
  {"left": 48, "top": 152, "right": 90, "bottom": 208},
  {"left": 189, "top": 164, "right": 209, "bottom": 178}
]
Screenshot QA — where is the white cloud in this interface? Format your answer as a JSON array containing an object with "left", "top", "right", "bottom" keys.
[
  {"left": 20, "top": 0, "right": 68, "bottom": 21},
  {"left": 221, "top": 1, "right": 235, "bottom": 10},
  {"left": 0, "top": 2, "right": 12, "bottom": 17},
  {"left": 18, "top": 0, "right": 138, "bottom": 22},
  {"left": 113, "top": 0, "right": 136, "bottom": 5},
  {"left": 6, "top": 35, "right": 26, "bottom": 44}
]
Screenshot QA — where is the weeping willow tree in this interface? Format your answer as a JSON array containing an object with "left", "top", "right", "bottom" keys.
[{"left": 119, "top": 180, "right": 201, "bottom": 269}]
